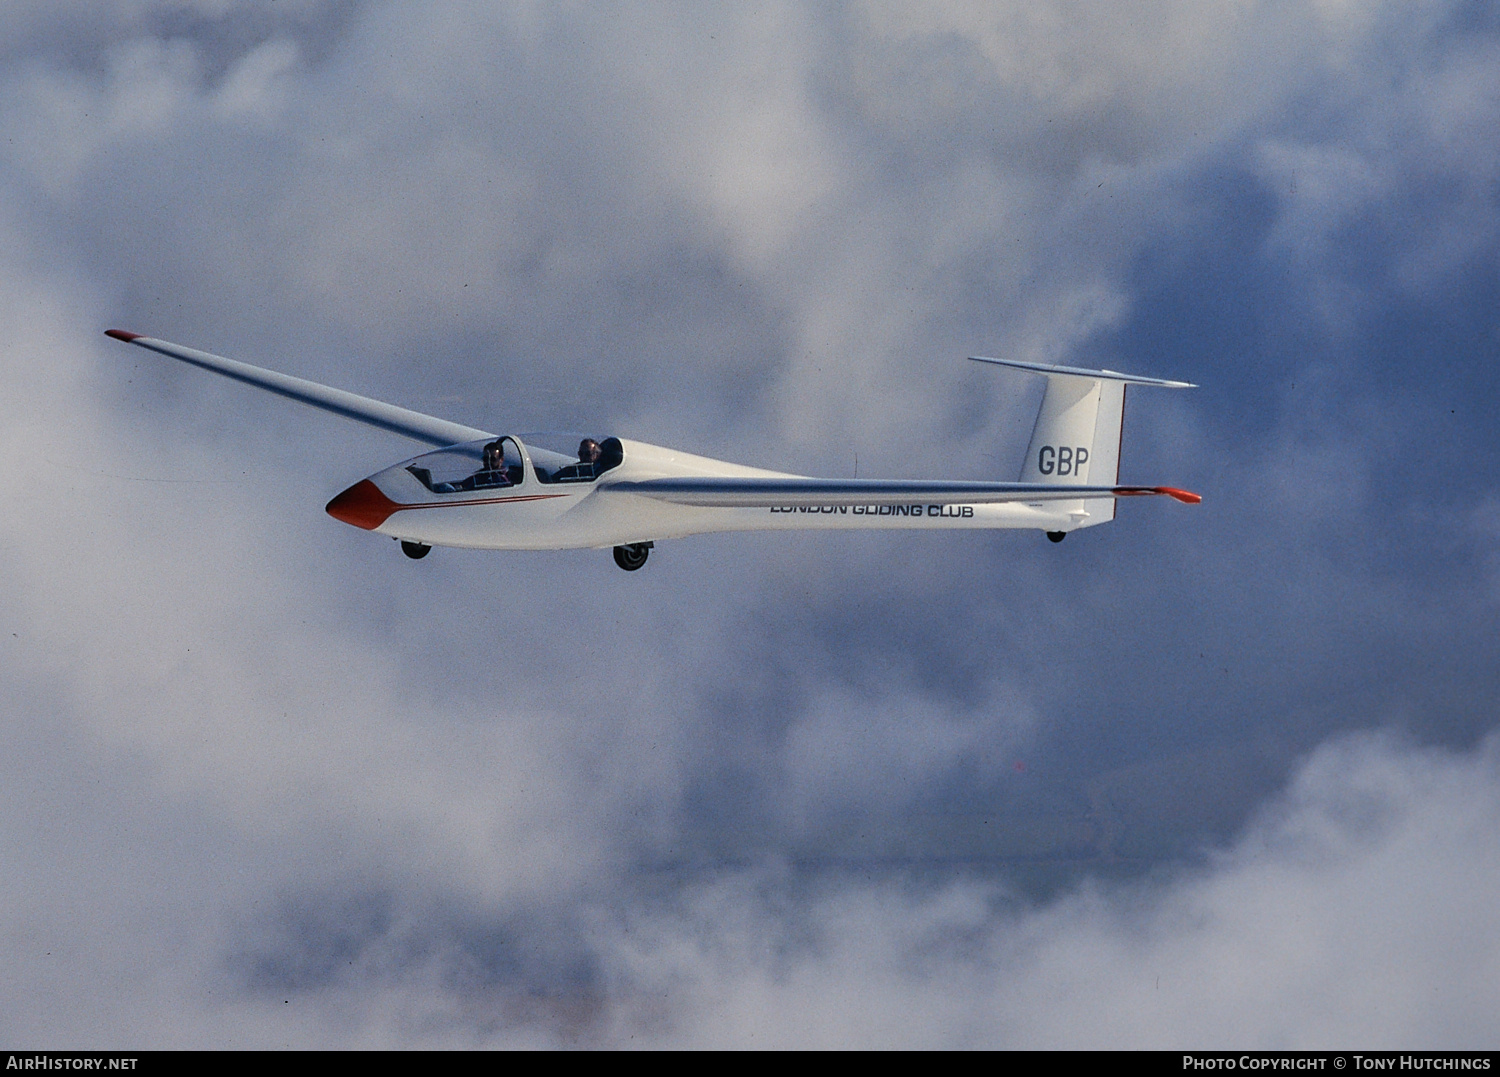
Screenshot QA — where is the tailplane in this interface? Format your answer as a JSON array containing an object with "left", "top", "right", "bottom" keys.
[{"left": 969, "top": 356, "right": 1195, "bottom": 530}]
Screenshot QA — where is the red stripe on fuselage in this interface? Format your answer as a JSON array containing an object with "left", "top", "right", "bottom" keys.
[{"left": 325, "top": 479, "right": 567, "bottom": 530}]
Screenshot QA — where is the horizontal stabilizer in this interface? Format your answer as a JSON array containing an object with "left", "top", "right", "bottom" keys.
[
  {"left": 608, "top": 477, "right": 1199, "bottom": 507},
  {"left": 105, "top": 330, "right": 495, "bottom": 447},
  {"left": 968, "top": 355, "right": 1196, "bottom": 388}
]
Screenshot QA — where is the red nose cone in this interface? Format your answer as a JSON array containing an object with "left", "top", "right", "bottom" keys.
[{"left": 326, "top": 479, "right": 401, "bottom": 530}]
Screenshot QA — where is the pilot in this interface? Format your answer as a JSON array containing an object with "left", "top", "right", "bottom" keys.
[
  {"left": 476, "top": 440, "right": 512, "bottom": 487},
  {"left": 578, "top": 438, "right": 601, "bottom": 475},
  {"left": 547, "top": 438, "right": 602, "bottom": 483}
]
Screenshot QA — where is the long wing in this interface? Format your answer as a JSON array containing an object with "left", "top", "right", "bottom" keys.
[
  {"left": 104, "top": 331, "right": 496, "bottom": 447},
  {"left": 607, "top": 477, "right": 1201, "bottom": 506}
]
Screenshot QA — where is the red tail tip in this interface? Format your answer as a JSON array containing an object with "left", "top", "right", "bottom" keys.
[
  {"left": 1156, "top": 487, "right": 1202, "bottom": 504},
  {"left": 104, "top": 329, "right": 141, "bottom": 342}
]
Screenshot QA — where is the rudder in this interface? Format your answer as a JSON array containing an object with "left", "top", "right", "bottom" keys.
[{"left": 969, "top": 356, "right": 1194, "bottom": 531}]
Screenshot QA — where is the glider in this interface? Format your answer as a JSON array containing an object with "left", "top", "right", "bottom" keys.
[{"left": 104, "top": 330, "right": 1198, "bottom": 570}]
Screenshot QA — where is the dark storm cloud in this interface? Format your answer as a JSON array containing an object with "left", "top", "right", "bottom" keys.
[{"left": 1, "top": 0, "right": 1498, "bottom": 1046}]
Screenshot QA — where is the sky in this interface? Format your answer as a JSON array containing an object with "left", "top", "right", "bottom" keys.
[{"left": 2, "top": 0, "right": 1499, "bottom": 1049}]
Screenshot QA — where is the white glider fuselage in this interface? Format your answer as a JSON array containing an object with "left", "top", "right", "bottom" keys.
[{"left": 342, "top": 437, "right": 1092, "bottom": 552}]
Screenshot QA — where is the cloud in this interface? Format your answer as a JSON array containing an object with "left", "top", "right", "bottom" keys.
[{"left": 161, "top": 734, "right": 1500, "bottom": 1046}]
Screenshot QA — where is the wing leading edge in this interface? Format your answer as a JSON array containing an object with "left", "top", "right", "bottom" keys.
[
  {"left": 104, "top": 330, "right": 495, "bottom": 447},
  {"left": 608, "top": 477, "right": 1201, "bottom": 506}
]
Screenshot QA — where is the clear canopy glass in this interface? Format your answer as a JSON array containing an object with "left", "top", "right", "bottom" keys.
[
  {"left": 523, "top": 433, "right": 623, "bottom": 484},
  {"left": 405, "top": 437, "right": 522, "bottom": 493},
  {"left": 402, "top": 434, "right": 622, "bottom": 493}
]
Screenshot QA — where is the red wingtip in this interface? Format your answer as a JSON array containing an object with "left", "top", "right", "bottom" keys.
[
  {"left": 104, "top": 329, "right": 141, "bottom": 342},
  {"left": 326, "top": 479, "right": 402, "bottom": 530},
  {"left": 1156, "top": 487, "right": 1202, "bottom": 504}
]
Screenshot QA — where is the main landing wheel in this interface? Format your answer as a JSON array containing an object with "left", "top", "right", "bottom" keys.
[
  {"left": 1046, "top": 531, "right": 1067, "bottom": 543},
  {"left": 613, "top": 542, "right": 653, "bottom": 571},
  {"left": 401, "top": 540, "right": 431, "bottom": 559}
]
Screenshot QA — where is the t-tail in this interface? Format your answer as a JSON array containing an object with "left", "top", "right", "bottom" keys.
[{"left": 969, "top": 356, "right": 1196, "bottom": 533}]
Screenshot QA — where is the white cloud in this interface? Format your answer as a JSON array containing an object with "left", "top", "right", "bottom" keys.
[{"left": 594, "top": 734, "right": 1500, "bottom": 1049}]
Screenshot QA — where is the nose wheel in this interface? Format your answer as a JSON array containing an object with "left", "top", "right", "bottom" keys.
[
  {"left": 401, "top": 540, "right": 431, "bottom": 559},
  {"left": 612, "top": 542, "right": 653, "bottom": 571}
]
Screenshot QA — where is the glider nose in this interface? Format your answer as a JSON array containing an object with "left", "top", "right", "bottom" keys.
[{"left": 326, "top": 479, "right": 400, "bottom": 530}]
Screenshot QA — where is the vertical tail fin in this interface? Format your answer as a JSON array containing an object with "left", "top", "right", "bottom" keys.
[{"left": 969, "top": 356, "right": 1195, "bottom": 530}]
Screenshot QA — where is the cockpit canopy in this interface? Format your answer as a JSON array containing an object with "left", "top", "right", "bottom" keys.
[
  {"left": 403, "top": 434, "right": 622, "bottom": 494},
  {"left": 526, "top": 432, "right": 623, "bottom": 483}
]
